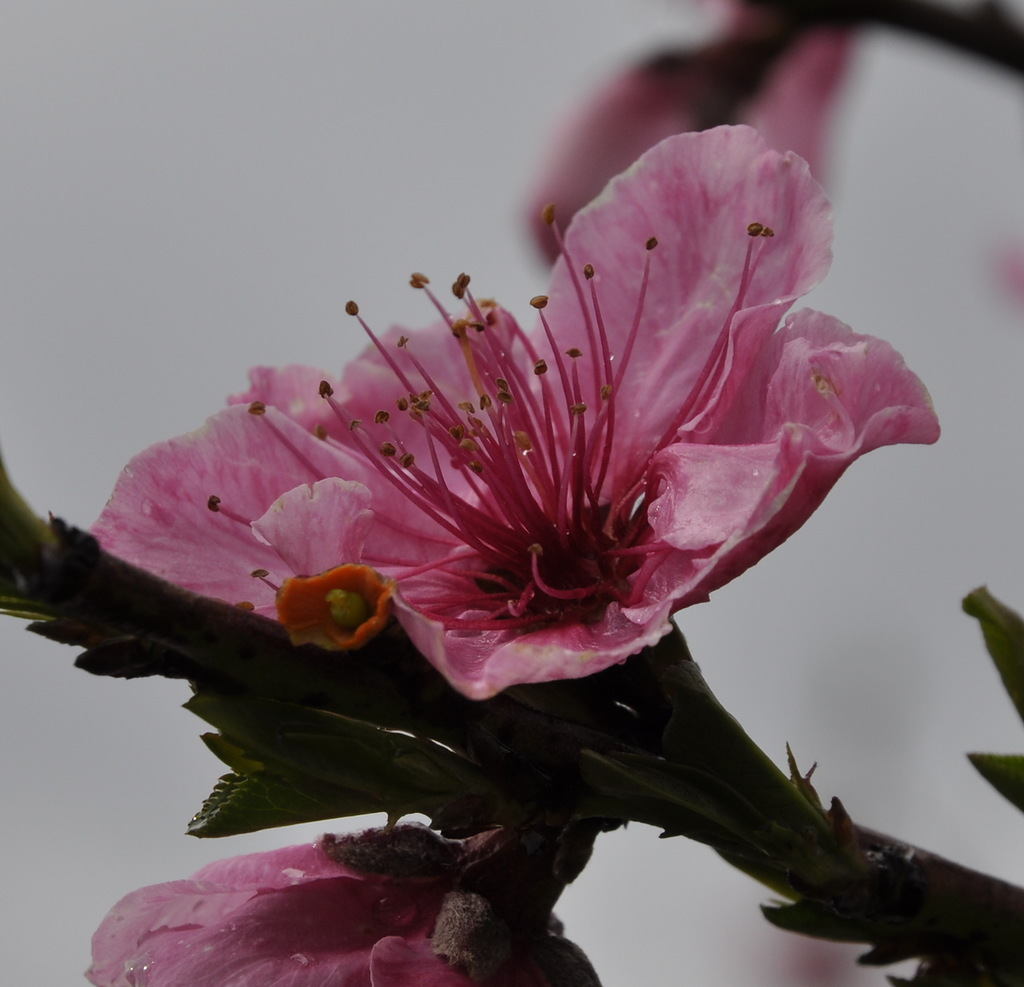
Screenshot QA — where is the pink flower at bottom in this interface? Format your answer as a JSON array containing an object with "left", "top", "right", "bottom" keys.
[
  {"left": 93, "top": 126, "right": 938, "bottom": 699},
  {"left": 87, "top": 837, "right": 549, "bottom": 987}
]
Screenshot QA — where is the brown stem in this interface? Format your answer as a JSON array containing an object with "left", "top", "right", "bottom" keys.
[
  {"left": 755, "top": 0, "right": 1024, "bottom": 75},
  {"left": 851, "top": 826, "right": 1024, "bottom": 967}
]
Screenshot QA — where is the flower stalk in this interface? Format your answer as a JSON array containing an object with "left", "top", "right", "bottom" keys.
[{"left": 751, "top": 0, "right": 1024, "bottom": 75}]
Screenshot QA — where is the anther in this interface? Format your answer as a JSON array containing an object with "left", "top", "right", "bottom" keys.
[
  {"left": 601, "top": 384, "right": 613, "bottom": 399},
  {"left": 530, "top": 295, "right": 548, "bottom": 309},
  {"left": 207, "top": 495, "right": 222, "bottom": 512},
  {"left": 583, "top": 264, "right": 595, "bottom": 280},
  {"left": 645, "top": 236, "right": 658, "bottom": 250},
  {"left": 541, "top": 203, "right": 556, "bottom": 226},
  {"left": 514, "top": 431, "right": 533, "bottom": 452},
  {"left": 397, "top": 336, "right": 409, "bottom": 348},
  {"left": 399, "top": 453, "right": 416, "bottom": 468},
  {"left": 479, "top": 394, "right": 493, "bottom": 409},
  {"left": 319, "top": 380, "right": 334, "bottom": 398},
  {"left": 468, "top": 460, "right": 484, "bottom": 473},
  {"left": 452, "top": 273, "right": 471, "bottom": 299},
  {"left": 571, "top": 402, "right": 588, "bottom": 415},
  {"left": 374, "top": 410, "right": 390, "bottom": 424},
  {"left": 410, "top": 272, "right": 430, "bottom": 288},
  {"left": 566, "top": 348, "right": 583, "bottom": 359},
  {"left": 236, "top": 601, "right": 255, "bottom": 611},
  {"left": 449, "top": 424, "right": 465, "bottom": 440},
  {"left": 761, "top": 226, "right": 775, "bottom": 237},
  {"left": 397, "top": 397, "right": 410, "bottom": 411},
  {"left": 533, "top": 360, "right": 548, "bottom": 375},
  {"left": 345, "top": 300, "right": 359, "bottom": 316},
  {"left": 458, "top": 401, "right": 475, "bottom": 413},
  {"left": 348, "top": 419, "right": 362, "bottom": 430},
  {"left": 528, "top": 543, "right": 543, "bottom": 555},
  {"left": 497, "top": 391, "right": 513, "bottom": 404},
  {"left": 747, "top": 222, "right": 765, "bottom": 237},
  {"left": 313, "top": 424, "right": 328, "bottom": 440},
  {"left": 459, "top": 438, "right": 479, "bottom": 452},
  {"left": 252, "top": 569, "right": 279, "bottom": 590},
  {"left": 248, "top": 401, "right": 266, "bottom": 415},
  {"left": 495, "top": 377, "right": 509, "bottom": 391},
  {"left": 380, "top": 442, "right": 397, "bottom": 457}
]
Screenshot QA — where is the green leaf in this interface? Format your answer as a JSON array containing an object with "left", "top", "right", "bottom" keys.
[
  {"left": 659, "top": 658, "right": 832, "bottom": 841},
  {"left": 763, "top": 898, "right": 878, "bottom": 944},
  {"left": 0, "top": 592, "right": 57, "bottom": 621},
  {"left": 186, "top": 692, "right": 514, "bottom": 829},
  {"left": 188, "top": 770, "right": 382, "bottom": 837},
  {"left": 580, "top": 749, "right": 769, "bottom": 848},
  {"left": 968, "top": 753, "right": 1024, "bottom": 816},
  {"left": 963, "top": 588, "right": 1024, "bottom": 725}
]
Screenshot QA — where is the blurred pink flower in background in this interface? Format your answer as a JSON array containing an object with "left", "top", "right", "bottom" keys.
[
  {"left": 526, "top": 1, "right": 853, "bottom": 262},
  {"left": 94, "top": 126, "right": 936, "bottom": 700},
  {"left": 994, "top": 239, "right": 1024, "bottom": 312},
  {"left": 87, "top": 832, "right": 553, "bottom": 987}
]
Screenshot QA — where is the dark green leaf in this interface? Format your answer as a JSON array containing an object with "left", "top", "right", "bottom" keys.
[
  {"left": 0, "top": 592, "right": 57, "bottom": 621},
  {"left": 968, "top": 753, "right": 1024, "bottom": 816},
  {"left": 581, "top": 749, "right": 769, "bottom": 845},
  {"left": 188, "top": 770, "right": 382, "bottom": 837},
  {"left": 659, "top": 659, "right": 832, "bottom": 841},
  {"left": 763, "top": 899, "right": 879, "bottom": 943},
  {"left": 186, "top": 692, "right": 513, "bottom": 828},
  {"left": 963, "top": 589, "right": 1024, "bottom": 725}
]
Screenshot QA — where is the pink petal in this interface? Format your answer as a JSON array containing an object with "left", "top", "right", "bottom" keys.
[
  {"left": 231, "top": 365, "right": 343, "bottom": 437},
  {"left": 541, "top": 126, "right": 833, "bottom": 473},
  {"left": 646, "top": 307, "right": 939, "bottom": 604},
  {"left": 525, "top": 55, "right": 705, "bottom": 264},
  {"left": 252, "top": 478, "right": 374, "bottom": 576},
  {"left": 396, "top": 590, "right": 674, "bottom": 700},
  {"left": 92, "top": 404, "right": 360, "bottom": 611},
  {"left": 87, "top": 843, "right": 448, "bottom": 987}
]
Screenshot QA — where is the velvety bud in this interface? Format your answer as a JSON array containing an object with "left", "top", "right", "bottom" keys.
[
  {"left": 322, "top": 822, "right": 459, "bottom": 878},
  {"left": 432, "top": 890, "right": 513, "bottom": 982}
]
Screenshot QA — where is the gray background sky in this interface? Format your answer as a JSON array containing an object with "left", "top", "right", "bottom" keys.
[{"left": 3, "top": 2, "right": 1024, "bottom": 984}]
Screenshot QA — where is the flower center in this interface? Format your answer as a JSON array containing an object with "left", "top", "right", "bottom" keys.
[
  {"left": 276, "top": 563, "right": 394, "bottom": 649},
  {"left": 228, "top": 222, "right": 775, "bottom": 635}
]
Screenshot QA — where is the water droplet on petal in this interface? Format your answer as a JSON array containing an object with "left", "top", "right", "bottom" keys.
[{"left": 124, "top": 957, "right": 152, "bottom": 986}]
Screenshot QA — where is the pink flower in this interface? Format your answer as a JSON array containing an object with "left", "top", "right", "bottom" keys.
[
  {"left": 525, "top": 10, "right": 853, "bottom": 262},
  {"left": 994, "top": 240, "right": 1024, "bottom": 313},
  {"left": 86, "top": 833, "right": 552, "bottom": 987},
  {"left": 94, "top": 126, "right": 938, "bottom": 699}
]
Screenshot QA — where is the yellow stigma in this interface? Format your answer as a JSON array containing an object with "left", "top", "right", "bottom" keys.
[{"left": 325, "top": 588, "right": 371, "bottom": 629}]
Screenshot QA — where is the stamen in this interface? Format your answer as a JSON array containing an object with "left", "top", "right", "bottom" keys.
[
  {"left": 649, "top": 222, "right": 776, "bottom": 453},
  {"left": 251, "top": 568, "right": 280, "bottom": 591},
  {"left": 206, "top": 495, "right": 251, "bottom": 525}
]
